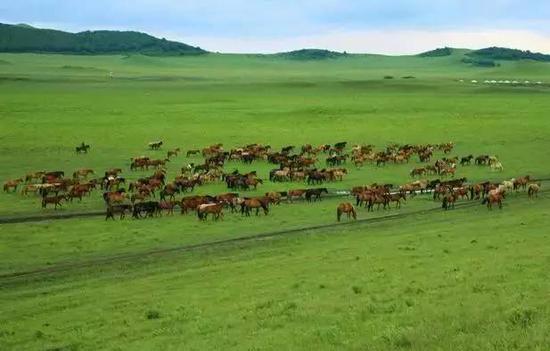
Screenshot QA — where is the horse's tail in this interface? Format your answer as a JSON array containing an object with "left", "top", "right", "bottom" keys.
[
  {"left": 441, "top": 197, "right": 447, "bottom": 209},
  {"left": 351, "top": 207, "right": 357, "bottom": 220},
  {"left": 337, "top": 208, "right": 342, "bottom": 222}
]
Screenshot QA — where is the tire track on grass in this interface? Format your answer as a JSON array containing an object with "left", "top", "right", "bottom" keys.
[{"left": 0, "top": 199, "right": 484, "bottom": 282}]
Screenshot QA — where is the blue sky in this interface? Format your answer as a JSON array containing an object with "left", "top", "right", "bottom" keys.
[{"left": 2, "top": 1, "right": 550, "bottom": 53}]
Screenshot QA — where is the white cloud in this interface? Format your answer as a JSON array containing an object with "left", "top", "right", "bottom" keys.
[{"left": 180, "top": 29, "right": 550, "bottom": 54}]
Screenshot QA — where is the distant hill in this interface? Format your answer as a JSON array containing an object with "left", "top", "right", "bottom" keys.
[
  {"left": 276, "top": 49, "right": 348, "bottom": 60},
  {"left": 418, "top": 47, "right": 454, "bottom": 57},
  {"left": 467, "top": 47, "right": 550, "bottom": 62},
  {"left": 0, "top": 23, "right": 206, "bottom": 56}
]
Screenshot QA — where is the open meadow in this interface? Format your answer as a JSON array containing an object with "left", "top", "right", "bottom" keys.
[{"left": 1, "top": 52, "right": 550, "bottom": 350}]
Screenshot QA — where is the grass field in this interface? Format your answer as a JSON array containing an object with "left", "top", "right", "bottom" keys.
[{"left": 1, "top": 52, "right": 550, "bottom": 350}]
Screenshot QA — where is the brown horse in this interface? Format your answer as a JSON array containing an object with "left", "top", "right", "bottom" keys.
[
  {"left": 3, "top": 178, "right": 23, "bottom": 192},
  {"left": 265, "top": 191, "right": 282, "bottom": 205},
  {"left": 387, "top": 192, "right": 407, "bottom": 208},
  {"left": 287, "top": 189, "right": 306, "bottom": 203},
  {"left": 181, "top": 196, "right": 212, "bottom": 214},
  {"left": 25, "top": 171, "right": 45, "bottom": 183},
  {"left": 528, "top": 183, "right": 540, "bottom": 199},
  {"left": 186, "top": 149, "right": 200, "bottom": 157},
  {"left": 410, "top": 168, "right": 426, "bottom": 177},
  {"left": 159, "top": 200, "right": 178, "bottom": 215},
  {"left": 240, "top": 198, "right": 269, "bottom": 216},
  {"left": 106, "top": 204, "right": 133, "bottom": 220},
  {"left": 482, "top": 189, "right": 505, "bottom": 209},
  {"left": 72, "top": 168, "right": 94, "bottom": 179},
  {"left": 216, "top": 193, "right": 240, "bottom": 212},
  {"left": 513, "top": 176, "right": 531, "bottom": 191},
  {"left": 103, "top": 190, "right": 126, "bottom": 204},
  {"left": 197, "top": 202, "right": 224, "bottom": 220},
  {"left": 42, "top": 195, "right": 66, "bottom": 209},
  {"left": 337, "top": 203, "right": 357, "bottom": 222},
  {"left": 105, "top": 168, "right": 123, "bottom": 177},
  {"left": 441, "top": 194, "right": 456, "bottom": 210},
  {"left": 166, "top": 148, "right": 181, "bottom": 159}
]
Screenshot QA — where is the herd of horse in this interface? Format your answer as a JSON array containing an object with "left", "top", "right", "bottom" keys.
[{"left": 2, "top": 140, "right": 542, "bottom": 222}]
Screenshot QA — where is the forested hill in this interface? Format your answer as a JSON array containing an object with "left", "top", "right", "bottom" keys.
[{"left": 0, "top": 23, "right": 206, "bottom": 55}]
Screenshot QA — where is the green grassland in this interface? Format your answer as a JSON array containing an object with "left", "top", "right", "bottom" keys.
[
  {"left": 1, "top": 52, "right": 550, "bottom": 215},
  {"left": 1, "top": 52, "right": 550, "bottom": 350},
  {"left": 2, "top": 194, "right": 549, "bottom": 350}
]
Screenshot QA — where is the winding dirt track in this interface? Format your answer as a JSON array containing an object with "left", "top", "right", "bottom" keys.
[
  {"left": 0, "top": 199, "right": 498, "bottom": 282},
  {"left": 1, "top": 177, "right": 548, "bottom": 283}
]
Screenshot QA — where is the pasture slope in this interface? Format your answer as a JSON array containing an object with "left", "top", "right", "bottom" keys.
[{"left": 1, "top": 52, "right": 550, "bottom": 350}]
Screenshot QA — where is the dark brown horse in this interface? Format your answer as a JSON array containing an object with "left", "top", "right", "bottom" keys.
[
  {"left": 42, "top": 195, "right": 66, "bottom": 209},
  {"left": 305, "top": 188, "right": 328, "bottom": 202},
  {"left": 106, "top": 204, "right": 133, "bottom": 220}
]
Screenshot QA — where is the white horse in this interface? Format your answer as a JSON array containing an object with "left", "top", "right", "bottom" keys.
[{"left": 490, "top": 161, "right": 504, "bottom": 172}]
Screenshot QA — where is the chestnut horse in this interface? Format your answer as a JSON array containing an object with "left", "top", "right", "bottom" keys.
[
  {"left": 481, "top": 189, "right": 505, "bottom": 209},
  {"left": 337, "top": 203, "right": 356, "bottom": 222},
  {"left": 197, "top": 202, "right": 224, "bottom": 221},
  {"left": 240, "top": 198, "right": 269, "bottom": 216}
]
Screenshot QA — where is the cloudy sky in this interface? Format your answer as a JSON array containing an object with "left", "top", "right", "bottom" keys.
[{"left": 2, "top": 0, "right": 550, "bottom": 54}]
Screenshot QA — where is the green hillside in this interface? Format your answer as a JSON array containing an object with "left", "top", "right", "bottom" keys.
[
  {"left": 275, "top": 48, "right": 348, "bottom": 60},
  {"left": 0, "top": 23, "right": 206, "bottom": 56},
  {"left": 467, "top": 47, "right": 550, "bottom": 62}
]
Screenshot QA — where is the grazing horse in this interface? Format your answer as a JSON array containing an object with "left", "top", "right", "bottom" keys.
[
  {"left": 25, "top": 171, "right": 45, "bottom": 183},
  {"left": 387, "top": 192, "right": 407, "bottom": 208},
  {"left": 287, "top": 189, "right": 306, "bottom": 203},
  {"left": 103, "top": 190, "right": 126, "bottom": 204},
  {"left": 367, "top": 194, "right": 389, "bottom": 212},
  {"left": 441, "top": 194, "right": 456, "bottom": 210},
  {"left": 3, "top": 178, "right": 23, "bottom": 192},
  {"left": 265, "top": 191, "right": 282, "bottom": 205},
  {"left": 159, "top": 200, "right": 178, "bottom": 215},
  {"left": 166, "top": 148, "right": 180, "bottom": 159},
  {"left": 186, "top": 149, "right": 200, "bottom": 157},
  {"left": 490, "top": 161, "right": 504, "bottom": 172},
  {"left": 73, "top": 168, "right": 94, "bottom": 179},
  {"left": 337, "top": 203, "right": 357, "bottom": 222},
  {"left": 216, "top": 193, "right": 240, "bottom": 212},
  {"left": 159, "top": 183, "right": 179, "bottom": 201},
  {"left": 75, "top": 142, "right": 90, "bottom": 153},
  {"left": 245, "top": 178, "right": 263, "bottom": 190},
  {"left": 528, "top": 183, "right": 540, "bottom": 199},
  {"left": 460, "top": 155, "right": 473, "bottom": 166},
  {"left": 513, "top": 176, "right": 531, "bottom": 191},
  {"left": 41, "top": 195, "right": 66, "bottom": 209},
  {"left": 197, "top": 203, "right": 224, "bottom": 220},
  {"left": 410, "top": 168, "right": 426, "bottom": 177},
  {"left": 305, "top": 188, "right": 328, "bottom": 202},
  {"left": 133, "top": 201, "right": 160, "bottom": 218},
  {"left": 106, "top": 204, "right": 133, "bottom": 220},
  {"left": 148, "top": 141, "right": 163, "bottom": 150},
  {"left": 482, "top": 191, "right": 504, "bottom": 210},
  {"left": 240, "top": 198, "right": 269, "bottom": 216},
  {"left": 180, "top": 196, "right": 213, "bottom": 214}
]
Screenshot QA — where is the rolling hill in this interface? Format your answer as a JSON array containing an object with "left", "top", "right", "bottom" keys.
[
  {"left": 0, "top": 23, "right": 206, "bottom": 56},
  {"left": 466, "top": 47, "right": 550, "bottom": 62},
  {"left": 275, "top": 49, "right": 348, "bottom": 60}
]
